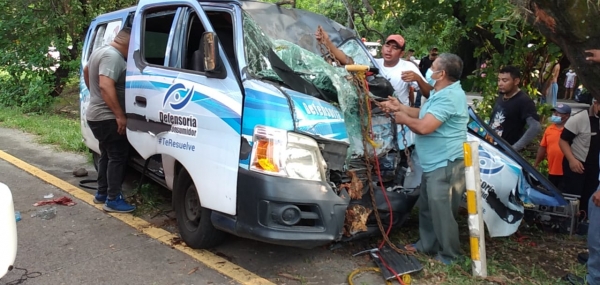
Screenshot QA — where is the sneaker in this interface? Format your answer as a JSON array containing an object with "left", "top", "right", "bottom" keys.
[
  {"left": 562, "top": 273, "right": 585, "bottom": 285},
  {"left": 103, "top": 196, "right": 135, "bottom": 213},
  {"left": 93, "top": 193, "right": 107, "bottom": 204}
]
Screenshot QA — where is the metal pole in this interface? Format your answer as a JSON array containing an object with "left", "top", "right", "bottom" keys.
[{"left": 463, "top": 141, "right": 487, "bottom": 277}]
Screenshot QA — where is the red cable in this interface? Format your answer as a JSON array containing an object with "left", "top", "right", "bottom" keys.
[
  {"left": 363, "top": 80, "right": 395, "bottom": 249},
  {"left": 364, "top": 77, "right": 405, "bottom": 285}
]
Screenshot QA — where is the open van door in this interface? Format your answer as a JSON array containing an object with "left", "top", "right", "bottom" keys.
[{"left": 125, "top": 0, "right": 243, "bottom": 215}]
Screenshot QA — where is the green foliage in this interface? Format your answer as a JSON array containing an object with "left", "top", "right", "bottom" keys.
[
  {"left": 0, "top": 0, "right": 136, "bottom": 111},
  {"left": 0, "top": 106, "right": 86, "bottom": 153}
]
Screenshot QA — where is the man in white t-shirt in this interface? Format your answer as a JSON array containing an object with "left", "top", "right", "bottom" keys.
[
  {"left": 316, "top": 31, "right": 430, "bottom": 106},
  {"left": 372, "top": 35, "right": 427, "bottom": 106}
]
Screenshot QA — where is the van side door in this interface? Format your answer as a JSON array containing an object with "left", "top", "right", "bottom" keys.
[
  {"left": 126, "top": 1, "right": 243, "bottom": 215},
  {"left": 80, "top": 17, "right": 126, "bottom": 154}
]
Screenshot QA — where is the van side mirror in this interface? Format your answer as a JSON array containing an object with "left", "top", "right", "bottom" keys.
[{"left": 200, "top": 32, "right": 220, "bottom": 72}]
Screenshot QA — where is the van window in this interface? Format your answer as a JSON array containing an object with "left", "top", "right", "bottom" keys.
[
  {"left": 86, "top": 20, "right": 122, "bottom": 60},
  {"left": 177, "top": 11, "right": 236, "bottom": 72},
  {"left": 143, "top": 10, "right": 177, "bottom": 66}
]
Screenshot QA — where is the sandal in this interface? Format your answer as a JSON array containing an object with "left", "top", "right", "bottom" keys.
[{"left": 404, "top": 243, "right": 417, "bottom": 253}]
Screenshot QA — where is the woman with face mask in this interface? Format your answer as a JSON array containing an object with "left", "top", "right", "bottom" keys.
[{"left": 534, "top": 104, "right": 571, "bottom": 188}]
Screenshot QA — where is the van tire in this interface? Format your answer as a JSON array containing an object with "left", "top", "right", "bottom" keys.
[{"left": 173, "top": 168, "right": 226, "bottom": 249}]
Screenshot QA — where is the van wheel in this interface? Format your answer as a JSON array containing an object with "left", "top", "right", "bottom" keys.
[
  {"left": 92, "top": 152, "right": 100, "bottom": 172},
  {"left": 173, "top": 168, "right": 226, "bottom": 249}
]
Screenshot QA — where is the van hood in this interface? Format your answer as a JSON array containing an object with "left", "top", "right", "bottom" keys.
[
  {"left": 467, "top": 107, "right": 567, "bottom": 206},
  {"left": 280, "top": 87, "right": 349, "bottom": 172}
]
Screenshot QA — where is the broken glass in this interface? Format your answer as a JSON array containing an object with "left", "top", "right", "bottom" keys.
[
  {"left": 242, "top": 13, "right": 389, "bottom": 160},
  {"left": 339, "top": 39, "right": 373, "bottom": 67}
]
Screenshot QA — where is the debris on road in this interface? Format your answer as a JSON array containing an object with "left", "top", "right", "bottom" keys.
[
  {"left": 43, "top": 193, "right": 54, "bottom": 199},
  {"left": 72, "top": 168, "right": 88, "bottom": 177},
  {"left": 32, "top": 206, "right": 57, "bottom": 220},
  {"left": 187, "top": 267, "right": 199, "bottom": 275},
  {"left": 278, "top": 272, "right": 302, "bottom": 281},
  {"left": 15, "top": 211, "right": 21, "bottom": 222},
  {"left": 170, "top": 236, "right": 183, "bottom": 246},
  {"left": 33, "top": 196, "right": 76, "bottom": 207}
]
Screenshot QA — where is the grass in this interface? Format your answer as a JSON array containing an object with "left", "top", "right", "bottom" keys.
[
  {"left": 0, "top": 76, "right": 86, "bottom": 153},
  {"left": 388, "top": 209, "right": 588, "bottom": 285},
  {"left": 0, "top": 106, "right": 86, "bottom": 153},
  {"left": 128, "top": 182, "right": 169, "bottom": 217}
]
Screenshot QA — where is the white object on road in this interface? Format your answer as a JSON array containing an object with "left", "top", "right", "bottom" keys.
[{"left": 0, "top": 182, "right": 18, "bottom": 279}]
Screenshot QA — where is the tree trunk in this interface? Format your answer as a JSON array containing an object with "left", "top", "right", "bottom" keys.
[{"left": 516, "top": 1, "right": 600, "bottom": 100}]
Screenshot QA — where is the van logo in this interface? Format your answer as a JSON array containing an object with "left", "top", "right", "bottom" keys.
[
  {"left": 479, "top": 151, "right": 504, "bottom": 175},
  {"left": 163, "top": 83, "right": 194, "bottom": 110}
]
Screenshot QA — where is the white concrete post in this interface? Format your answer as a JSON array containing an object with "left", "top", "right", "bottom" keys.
[{"left": 463, "top": 141, "right": 487, "bottom": 277}]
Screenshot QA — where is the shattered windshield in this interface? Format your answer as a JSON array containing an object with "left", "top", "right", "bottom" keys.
[
  {"left": 339, "top": 39, "right": 373, "bottom": 67},
  {"left": 242, "top": 11, "right": 372, "bottom": 158},
  {"left": 243, "top": 12, "right": 275, "bottom": 77}
]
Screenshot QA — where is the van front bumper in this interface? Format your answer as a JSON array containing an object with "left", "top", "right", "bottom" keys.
[{"left": 211, "top": 168, "right": 349, "bottom": 248}]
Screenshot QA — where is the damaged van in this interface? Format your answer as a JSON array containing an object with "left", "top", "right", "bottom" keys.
[{"left": 80, "top": 0, "right": 567, "bottom": 249}]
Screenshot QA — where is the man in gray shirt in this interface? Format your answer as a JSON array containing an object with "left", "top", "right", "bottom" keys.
[{"left": 83, "top": 27, "right": 135, "bottom": 213}]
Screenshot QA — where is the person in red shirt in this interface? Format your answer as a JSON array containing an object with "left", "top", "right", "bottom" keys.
[{"left": 534, "top": 103, "right": 572, "bottom": 188}]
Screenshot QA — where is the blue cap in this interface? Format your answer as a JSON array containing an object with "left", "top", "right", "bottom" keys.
[{"left": 552, "top": 103, "right": 571, "bottom": 114}]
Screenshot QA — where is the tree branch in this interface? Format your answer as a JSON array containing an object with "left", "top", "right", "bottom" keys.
[
  {"left": 354, "top": 10, "right": 385, "bottom": 40},
  {"left": 275, "top": 0, "right": 295, "bottom": 8},
  {"left": 361, "top": 0, "right": 375, "bottom": 15}
]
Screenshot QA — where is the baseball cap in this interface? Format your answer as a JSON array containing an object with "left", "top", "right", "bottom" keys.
[
  {"left": 385, "top": 35, "right": 405, "bottom": 48},
  {"left": 552, "top": 103, "right": 571, "bottom": 114}
]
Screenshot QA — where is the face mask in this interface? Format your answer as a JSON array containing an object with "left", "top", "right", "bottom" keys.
[
  {"left": 549, "top": 115, "right": 562, "bottom": 124},
  {"left": 426, "top": 68, "right": 436, "bottom": 86}
]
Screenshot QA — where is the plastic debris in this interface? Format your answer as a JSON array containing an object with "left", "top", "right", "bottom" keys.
[
  {"left": 33, "top": 196, "right": 76, "bottom": 207},
  {"left": 34, "top": 207, "right": 57, "bottom": 220},
  {"left": 15, "top": 211, "right": 21, "bottom": 222},
  {"left": 43, "top": 193, "right": 54, "bottom": 199}
]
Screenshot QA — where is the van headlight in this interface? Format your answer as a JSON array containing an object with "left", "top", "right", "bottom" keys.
[{"left": 250, "top": 126, "right": 327, "bottom": 182}]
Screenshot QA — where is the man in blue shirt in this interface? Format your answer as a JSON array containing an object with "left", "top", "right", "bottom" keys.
[{"left": 380, "top": 53, "right": 468, "bottom": 264}]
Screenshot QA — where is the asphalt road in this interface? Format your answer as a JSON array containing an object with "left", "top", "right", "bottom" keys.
[
  {"left": 0, "top": 127, "right": 384, "bottom": 285},
  {"left": 0, "top": 131, "right": 234, "bottom": 285}
]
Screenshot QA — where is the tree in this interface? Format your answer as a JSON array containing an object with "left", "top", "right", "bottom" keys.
[
  {"left": 513, "top": 0, "right": 600, "bottom": 100},
  {"left": 0, "top": 0, "right": 136, "bottom": 111}
]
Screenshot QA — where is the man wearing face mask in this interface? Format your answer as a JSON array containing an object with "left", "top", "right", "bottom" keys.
[
  {"left": 489, "top": 66, "right": 541, "bottom": 151},
  {"left": 559, "top": 98, "right": 600, "bottom": 217},
  {"left": 534, "top": 104, "right": 571, "bottom": 188},
  {"left": 379, "top": 53, "right": 468, "bottom": 264}
]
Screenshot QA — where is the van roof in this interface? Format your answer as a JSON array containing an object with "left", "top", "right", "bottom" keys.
[{"left": 91, "top": 0, "right": 357, "bottom": 55}]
